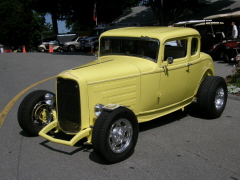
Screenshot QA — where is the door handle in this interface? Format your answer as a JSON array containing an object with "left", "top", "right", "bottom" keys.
[{"left": 187, "top": 63, "right": 193, "bottom": 66}]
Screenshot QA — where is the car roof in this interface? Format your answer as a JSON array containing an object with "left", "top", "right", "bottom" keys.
[{"left": 100, "top": 26, "right": 200, "bottom": 41}]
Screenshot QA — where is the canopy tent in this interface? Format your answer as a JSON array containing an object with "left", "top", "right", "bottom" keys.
[
  {"left": 204, "top": 10, "right": 240, "bottom": 20},
  {"left": 174, "top": 20, "right": 212, "bottom": 26},
  {"left": 194, "top": 22, "right": 224, "bottom": 26}
]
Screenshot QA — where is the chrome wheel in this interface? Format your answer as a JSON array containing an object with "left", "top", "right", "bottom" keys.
[
  {"left": 215, "top": 87, "right": 225, "bottom": 110},
  {"left": 18, "top": 90, "right": 55, "bottom": 136},
  {"left": 109, "top": 118, "right": 133, "bottom": 153},
  {"left": 92, "top": 107, "right": 138, "bottom": 163},
  {"left": 32, "top": 101, "right": 53, "bottom": 127}
]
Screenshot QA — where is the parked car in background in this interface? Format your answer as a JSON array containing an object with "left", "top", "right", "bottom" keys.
[
  {"left": 17, "top": 26, "right": 227, "bottom": 164},
  {"left": 80, "top": 22, "right": 140, "bottom": 53},
  {"left": 79, "top": 27, "right": 103, "bottom": 52},
  {"left": 38, "top": 40, "right": 63, "bottom": 52},
  {"left": 62, "top": 36, "right": 87, "bottom": 52}
]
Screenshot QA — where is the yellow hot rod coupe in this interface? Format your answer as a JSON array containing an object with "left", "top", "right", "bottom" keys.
[{"left": 18, "top": 27, "right": 227, "bottom": 163}]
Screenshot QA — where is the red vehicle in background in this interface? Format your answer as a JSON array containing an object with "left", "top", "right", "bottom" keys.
[
  {"left": 209, "top": 40, "right": 240, "bottom": 62},
  {"left": 203, "top": 11, "right": 240, "bottom": 62},
  {"left": 222, "top": 40, "right": 240, "bottom": 62}
]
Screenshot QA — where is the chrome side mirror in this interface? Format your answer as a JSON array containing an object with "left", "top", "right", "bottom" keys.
[{"left": 167, "top": 57, "right": 174, "bottom": 64}]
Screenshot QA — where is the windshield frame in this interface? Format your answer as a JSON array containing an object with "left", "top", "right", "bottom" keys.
[{"left": 99, "top": 36, "right": 160, "bottom": 62}]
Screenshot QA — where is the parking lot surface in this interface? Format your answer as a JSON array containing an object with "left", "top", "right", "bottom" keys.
[{"left": 0, "top": 52, "right": 240, "bottom": 180}]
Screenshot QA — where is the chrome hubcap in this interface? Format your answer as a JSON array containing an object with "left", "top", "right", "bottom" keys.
[
  {"left": 215, "top": 87, "right": 225, "bottom": 110},
  {"left": 32, "top": 101, "right": 52, "bottom": 127},
  {"left": 109, "top": 118, "right": 132, "bottom": 153}
]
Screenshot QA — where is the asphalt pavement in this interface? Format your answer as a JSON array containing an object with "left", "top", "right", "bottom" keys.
[{"left": 0, "top": 52, "right": 240, "bottom": 180}]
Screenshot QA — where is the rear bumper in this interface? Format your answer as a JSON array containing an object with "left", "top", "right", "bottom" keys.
[{"left": 39, "top": 120, "right": 92, "bottom": 146}]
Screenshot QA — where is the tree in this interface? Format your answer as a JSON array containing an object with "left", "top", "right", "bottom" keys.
[
  {"left": 30, "top": 0, "right": 142, "bottom": 33},
  {"left": 96, "top": 0, "right": 141, "bottom": 23},
  {"left": 0, "top": 0, "right": 45, "bottom": 49},
  {"left": 142, "top": 0, "right": 209, "bottom": 25},
  {"left": 64, "top": 0, "right": 142, "bottom": 31},
  {"left": 31, "top": 0, "right": 66, "bottom": 35}
]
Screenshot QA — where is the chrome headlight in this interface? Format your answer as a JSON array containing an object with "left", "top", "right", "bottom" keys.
[
  {"left": 94, "top": 104, "right": 104, "bottom": 117},
  {"left": 45, "top": 93, "right": 55, "bottom": 106}
]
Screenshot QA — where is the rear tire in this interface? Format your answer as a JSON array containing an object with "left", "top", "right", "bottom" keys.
[
  {"left": 68, "top": 46, "right": 75, "bottom": 52},
  {"left": 197, "top": 76, "right": 227, "bottom": 119}
]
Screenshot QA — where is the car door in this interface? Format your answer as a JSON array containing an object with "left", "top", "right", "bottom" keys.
[
  {"left": 183, "top": 37, "right": 205, "bottom": 99},
  {"left": 157, "top": 38, "right": 189, "bottom": 108}
]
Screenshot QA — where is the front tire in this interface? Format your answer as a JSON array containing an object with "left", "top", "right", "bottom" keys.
[
  {"left": 68, "top": 46, "right": 75, "bottom": 52},
  {"left": 92, "top": 107, "right": 139, "bottom": 163},
  {"left": 56, "top": 47, "right": 62, "bottom": 52},
  {"left": 38, "top": 47, "right": 45, "bottom": 52},
  {"left": 197, "top": 76, "right": 227, "bottom": 119},
  {"left": 18, "top": 90, "right": 55, "bottom": 136}
]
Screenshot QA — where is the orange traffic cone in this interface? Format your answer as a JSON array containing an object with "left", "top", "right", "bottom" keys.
[
  {"left": 49, "top": 45, "right": 53, "bottom": 53},
  {"left": 22, "top": 45, "right": 26, "bottom": 53}
]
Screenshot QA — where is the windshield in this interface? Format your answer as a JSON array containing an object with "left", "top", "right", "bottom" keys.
[
  {"left": 100, "top": 37, "right": 159, "bottom": 62},
  {"left": 71, "top": 37, "right": 78, "bottom": 41}
]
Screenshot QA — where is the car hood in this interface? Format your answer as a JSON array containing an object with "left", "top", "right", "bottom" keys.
[
  {"left": 64, "top": 41, "right": 78, "bottom": 44},
  {"left": 62, "top": 56, "right": 157, "bottom": 84}
]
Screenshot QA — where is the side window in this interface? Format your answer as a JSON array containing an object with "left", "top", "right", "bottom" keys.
[
  {"left": 164, "top": 39, "right": 187, "bottom": 60},
  {"left": 191, "top": 38, "right": 198, "bottom": 56}
]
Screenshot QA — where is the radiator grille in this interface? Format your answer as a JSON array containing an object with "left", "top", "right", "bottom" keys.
[{"left": 57, "top": 78, "right": 81, "bottom": 133}]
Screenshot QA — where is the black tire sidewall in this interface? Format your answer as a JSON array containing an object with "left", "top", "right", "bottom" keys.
[
  {"left": 92, "top": 107, "right": 139, "bottom": 163},
  {"left": 18, "top": 90, "right": 54, "bottom": 136},
  {"left": 68, "top": 46, "right": 75, "bottom": 52},
  {"left": 197, "top": 76, "right": 227, "bottom": 119}
]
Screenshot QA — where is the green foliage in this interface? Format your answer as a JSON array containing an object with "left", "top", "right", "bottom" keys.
[
  {"left": 63, "top": 0, "right": 142, "bottom": 31},
  {"left": 30, "top": 0, "right": 63, "bottom": 34},
  {"left": 96, "top": 0, "right": 141, "bottom": 23},
  {"left": 42, "top": 22, "right": 55, "bottom": 39},
  {"left": 0, "top": 0, "right": 210, "bottom": 48},
  {"left": 0, "top": 0, "right": 45, "bottom": 48},
  {"left": 226, "top": 56, "right": 240, "bottom": 94}
]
